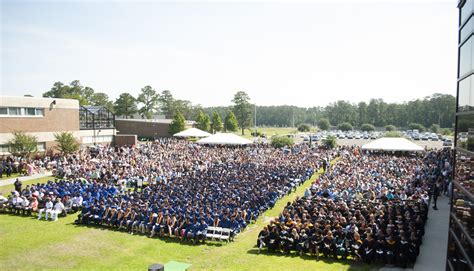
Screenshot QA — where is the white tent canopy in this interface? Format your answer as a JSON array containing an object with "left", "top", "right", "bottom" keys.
[
  {"left": 173, "top": 128, "right": 212, "bottom": 138},
  {"left": 361, "top": 137, "right": 424, "bottom": 152},
  {"left": 196, "top": 133, "right": 253, "bottom": 145}
]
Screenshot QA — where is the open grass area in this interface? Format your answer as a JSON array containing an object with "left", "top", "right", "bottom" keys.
[
  {"left": 0, "top": 167, "right": 374, "bottom": 271},
  {"left": 233, "top": 127, "right": 317, "bottom": 139}
]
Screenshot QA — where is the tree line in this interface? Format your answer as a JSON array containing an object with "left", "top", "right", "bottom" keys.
[{"left": 42, "top": 80, "right": 455, "bottom": 134}]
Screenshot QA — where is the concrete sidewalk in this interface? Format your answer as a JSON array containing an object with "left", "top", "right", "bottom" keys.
[{"left": 0, "top": 171, "right": 53, "bottom": 187}]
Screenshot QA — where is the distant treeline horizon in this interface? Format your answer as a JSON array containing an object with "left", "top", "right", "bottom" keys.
[{"left": 40, "top": 80, "right": 455, "bottom": 129}]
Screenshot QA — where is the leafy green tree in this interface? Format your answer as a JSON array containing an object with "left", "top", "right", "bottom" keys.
[
  {"left": 196, "top": 110, "right": 211, "bottom": 131},
  {"left": 338, "top": 122, "right": 353, "bottom": 131},
  {"left": 318, "top": 118, "right": 330, "bottom": 130},
  {"left": 357, "top": 102, "right": 368, "bottom": 126},
  {"left": 54, "top": 132, "right": 80, "bottom": 154},
  {"left": 114, "top": 93, "right": 138, "bottom": 119},
  {"left": 271, "top": 136, "right": 294, "bottom": 148},
  {"left": 137, "top": 85, "right": 159, "bottom": 119},
  {"left": 173, "top": 99, "right": 193, "bottom": 119},
  {"left": 158, "top": 90, "right": 175, "bottom": 118},
  {"left": 211, "top": 111, "right": 223, "bottom": 133},
  {"left": 90, "top": 92, "right": 114, "bottom": 112},
  {"left": 430, "top": 124, "right": 440, "bottom": 133},
  {"left": 232, "top": 91, "right": 252, "bottom": 135},
  {"left": 169, "top": 111, "right": 186, "bottom": 135},
  {"left": 43, "top": 80, "right": 95, "bottom": 105},
  {"left": 297, "top": 123, "right": 311, "bottom": 132},
  {"left": 409, "top": 123, "right": 426, "bottom": 132},
  {"left": 323, "top": 135, "right": 337, "bottom": 149},
  {"left": 360, "top": 123, "right": 375, "bottom": 131},
  {"left": 385, "top": 125, "right": 396, "bottom": 131},
  {"left": 8, "top": 131, "right": 38, "bottom": 157},
  {"left": 224, "top": 111, "right": 239, "bottom": 132}
]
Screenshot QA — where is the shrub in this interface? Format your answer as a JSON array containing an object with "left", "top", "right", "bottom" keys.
[
  {"left": 385, "top": 125, "right": 396, "bottom": 131},
  {"left": 430, "top": 124, "right": 440, "bottom": 133},
  {"left": 323, "top": 135, "right": 337, "bottom": 149},
  {"left": 361, "top": 123, "right": 375, "bottom": 132},
  {"left": 318, "top": 118, "right": 330, "bottom": 131},
  {"left": 440, "top": 128, "right": 453, "bottom": 136},
  {"left": 408, "top": 123, "right": 425, "bottom": 132},
  {"left": 338, "top": 122, "right": 353, "bottom": 131},
  {"left": 297, "top": 123, "right": 311, "bottom": 132},
  {"left": 271, "top": 136, "right": 294, "bottom": 148}
]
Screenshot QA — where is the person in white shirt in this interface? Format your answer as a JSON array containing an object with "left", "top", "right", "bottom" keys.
[
  {"left": 38, "top": 198, "right": 53, "bottom": 220},
  {"left": 20, "top": 196, "right": 30, "bottom": 215},
  {"left": 51, "top": 198, "right": 65, "bottom": 221}
]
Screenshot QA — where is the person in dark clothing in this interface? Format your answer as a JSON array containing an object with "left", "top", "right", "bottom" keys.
[
  {"left": 14, "top": 179, "right": 22, "bottom": 193},
  {"left": 432, "top": 180, "right": 441, "bottom": 210}
]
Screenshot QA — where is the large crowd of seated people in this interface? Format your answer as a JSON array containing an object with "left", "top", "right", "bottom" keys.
[
  {"left": 0, "top": 179, "right": 118, "bottom": 221},
  {"left": 257, "top": 148, "right": 452, "bottom": 267},
  {"left": 1, "top": 139, "right": 336, "bottom": 241},
  {"left": 75, "top": 140, "right": 337, "bottom": 242}
]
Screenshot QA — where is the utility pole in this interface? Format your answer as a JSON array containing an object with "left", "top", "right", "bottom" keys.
[
  {"left": 254, "top": 104, "right": 257, "bottom": 141},
  {"left": 292, "top": 106, "right": 295, "bottom": 128}
]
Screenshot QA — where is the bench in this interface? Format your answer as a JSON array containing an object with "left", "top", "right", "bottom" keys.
[{"left": 205, "top": 226, "right": 233, "bottom": 242}]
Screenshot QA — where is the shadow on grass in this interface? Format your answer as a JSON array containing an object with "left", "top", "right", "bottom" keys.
[{"left": 69, "top": 222, "right": 227, "bottom": 247}]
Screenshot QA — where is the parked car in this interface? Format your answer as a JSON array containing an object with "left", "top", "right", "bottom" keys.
[{"left": 443, "top": 139, "right": 453, "bottom": 149}]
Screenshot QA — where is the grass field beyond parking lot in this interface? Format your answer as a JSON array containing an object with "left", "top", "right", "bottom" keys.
[{"left": 0, "top": 167, "right": 375, "bottom": 271}]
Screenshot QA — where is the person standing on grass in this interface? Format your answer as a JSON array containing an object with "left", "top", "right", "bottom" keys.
[{"left": 14, "top": 178, "right": 22, "bottom": 193}]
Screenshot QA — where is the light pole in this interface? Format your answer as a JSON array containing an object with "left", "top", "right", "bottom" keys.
[{"left": 254, "top": 104, "right": 257, "bottom": 141}]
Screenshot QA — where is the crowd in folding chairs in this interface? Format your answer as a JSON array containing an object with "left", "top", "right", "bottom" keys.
[
  {"left": 73, "top": 139, "right": 337, "bottom": 243},
  {"left": 257, "top": 148, "right": 452, "bottom": 268}
]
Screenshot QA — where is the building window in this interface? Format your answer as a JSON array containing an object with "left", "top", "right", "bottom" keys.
[
  {"left": 0, "top": 144, "right": 9, "bottom": 153},
  {"left": 458, "top": 75, "right": 474, "bottom": 112},
  {"left": 37, "top": 142, "right": 46, "bottom": 151},
  {"left": 35, "top": 108, "right": 44, "bottom": 116},
  {"left": 8, "top": 107, "right": 21, "bottom": 115},
  {"left": 461, "top": 0, "right": 473, "bottom": 25},
  {"left": 0, "top": 107, "right": 45, "bottom": 117},
  {"left": 456, "top": 114, "right": 474, "bottom": 152},
  {"left": 461, "top": 16, "right": 473, "bottom": 43},
  {"left": 26, "top": 108, "right": 36, "bottom": 115},
  {"left": 460, "top": 36, "right": 473, "bottom": 78}
]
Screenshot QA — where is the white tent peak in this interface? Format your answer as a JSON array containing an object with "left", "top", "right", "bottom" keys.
[
  {"left": 196, "top": 133, "right": 252, "bottom": 145},
  {"left": 361, "top": 137, "right": 424, "bottom": 152},
  {"left": 173, "top": 128, "right": 212, "bottom": 138}
]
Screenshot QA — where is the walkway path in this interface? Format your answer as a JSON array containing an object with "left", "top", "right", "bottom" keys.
[{"left": 0, "top": 171, "right": 52, "bottom": 187}]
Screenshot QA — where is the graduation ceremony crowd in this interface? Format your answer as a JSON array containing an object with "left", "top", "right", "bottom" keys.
[
  {"left": 1, "top": 139, "right": 336, "bottom": 243},
  {"left": 0, "top": 138, "right": 453, "bottom": 267},
  {"left": 257, "top": 147, "right": 452, "bottom": 268}
]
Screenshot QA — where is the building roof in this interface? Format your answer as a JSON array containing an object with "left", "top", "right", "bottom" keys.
[
  {"left": 196, "top": 133, "right": 252, "bottom": 145},
  {"left": 361, "top": 137, "right": 424, "bottom": 152},
  {"left": 173, "top": 128, "right": 211, "bottom": 138}
]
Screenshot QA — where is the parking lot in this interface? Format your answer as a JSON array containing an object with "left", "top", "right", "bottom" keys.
[{"left": 335, "top": 138, "right": 446, "bottom": 149}]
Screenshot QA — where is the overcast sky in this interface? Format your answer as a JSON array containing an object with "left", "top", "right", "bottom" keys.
[{"left": 1, "top": 0, "right": 458, "bottom": 107}]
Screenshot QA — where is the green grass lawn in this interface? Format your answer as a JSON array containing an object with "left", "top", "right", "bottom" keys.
[
  {"left": 233, "top": 127, "right": 317, "bottom": 139},
  {"left": 0, "top": 168, "right": 374, "bottom": 271}
]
